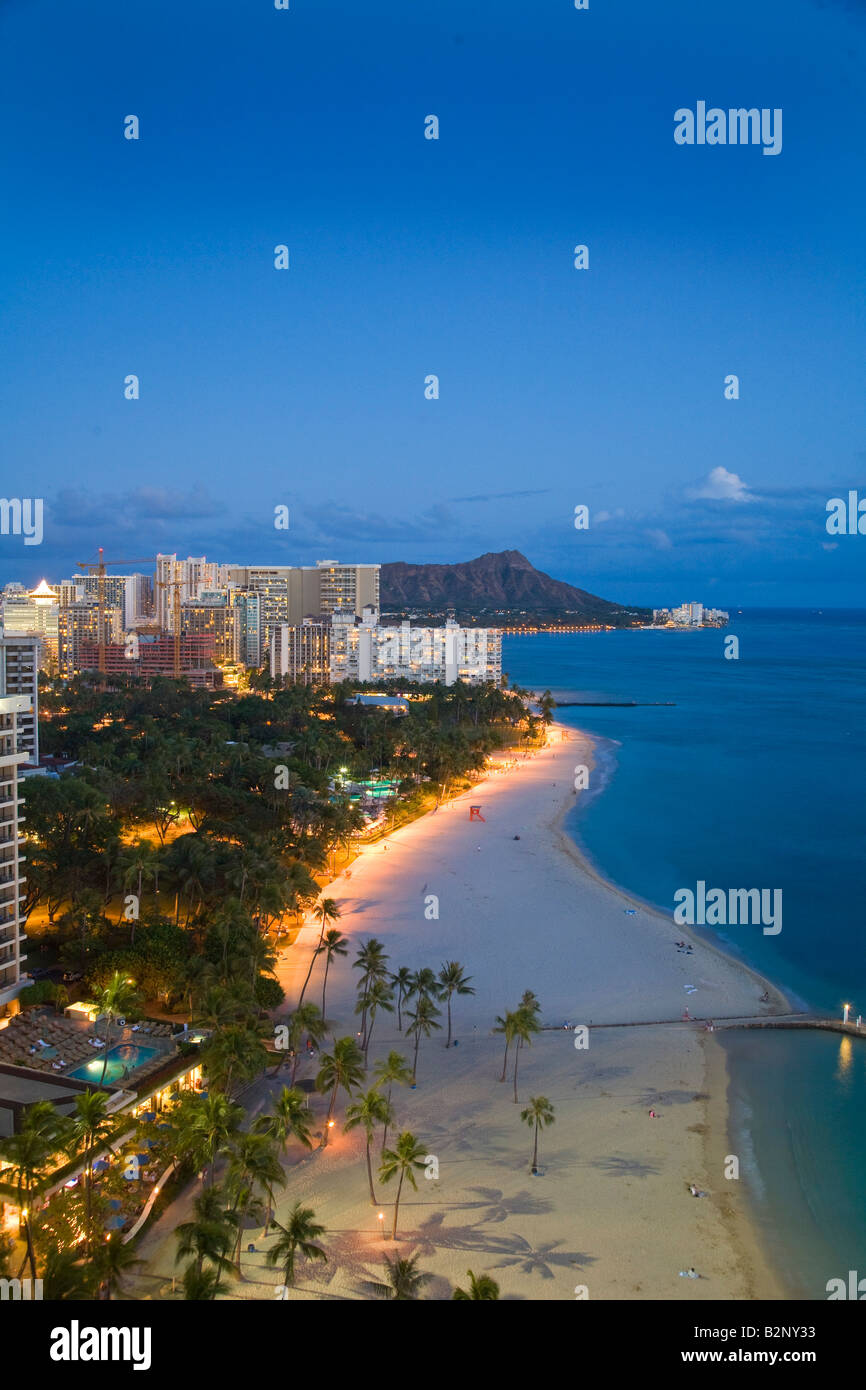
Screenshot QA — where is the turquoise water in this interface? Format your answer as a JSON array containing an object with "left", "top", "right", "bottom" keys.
[
  {"left": 504, "top": 610, "right": 866, "bottom": 1299},
  {"left": 68, "top": 1043, "right": 158, "bottom": 1084}
]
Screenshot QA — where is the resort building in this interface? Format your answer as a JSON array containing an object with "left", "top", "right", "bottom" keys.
[
  {"left": 271, "top": 607, "right": 501, "bottom": 687},
  {"left": 0, "top": 695, "right": 32, "bottom": 1013},
  {"left": 1, "top": 581, "right": 60, "bottom": 670},
  {"left": 0, "top": 636, "right": 39, "bottom": 764},
  {"left": 180, "top": 594, "right": 235, "bottom": 664},
  {"left": 270, "top": 618, "right": 330, "bottom": 685},
  {"left": 0, "top": 1014, "right": 207, "bottom": 1235},
  {"left": 57, "top": 602, "right": 123, "bottom": 677}
]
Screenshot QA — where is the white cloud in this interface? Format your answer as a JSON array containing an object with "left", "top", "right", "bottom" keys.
[
  {"left": 689, "top": 467, "right": 752, "bottom": 503},
  {"left": 646, "top": 528, "right": 673, "bottom": 550}
]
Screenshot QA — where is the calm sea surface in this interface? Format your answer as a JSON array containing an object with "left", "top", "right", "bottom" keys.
[{"left": 504, "top": 610, "right": 866, "bottom": 1298}]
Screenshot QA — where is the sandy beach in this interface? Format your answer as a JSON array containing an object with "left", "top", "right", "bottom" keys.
[{"left": 138, "top": 725, "right": 787, "bottom": 1300}]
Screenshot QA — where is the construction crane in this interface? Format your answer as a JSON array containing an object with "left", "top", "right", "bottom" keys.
[{"left": 76, "top": 549, "right": 155, "bottom": 675}]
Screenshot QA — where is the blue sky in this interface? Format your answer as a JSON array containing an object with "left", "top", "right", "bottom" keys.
[{"left": 1, "top": 0, "right": 864, "bottom": 606}]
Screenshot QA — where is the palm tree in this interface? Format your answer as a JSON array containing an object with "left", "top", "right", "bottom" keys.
[
  {"left": 176, "top": 1092, "right": 244, "bottom": 1184},
  {"left": 372, "top": 1051, "right": 413, "bottom": 1151},
  {"left": 405, "top": 994, "right": 442, "bottom": 1082},
  {"left": 353, "top": 938, "right": 390, "bottom": 1042},
  {"left": 202, "top": 1022, "right": 269, "bottom": 1098},
  {"left": 95, "top": 971, "right": 142, "bottom": 1086},
  {"left": 368, "top": 1252, "right": 433, "bottom": 1300},
  {"left": 391, "top": 967, "right": 413, "bottom": 1031},
  {"left": 297, "top": 898, "right": 341, "bottom": 1007},
  {"left": 494, "top": 1010, "right": 519, "bottom": 1083},
  {"left": 42, "top": 1246, "right": 98, "bottom": 1301},
  {"left": 68, "top": 1089, "right": 116, "bottom": 1252},
  {"left": 318, "top": 928, "right": 348, "bottom": 1015},
  {"left": 521, "top": 1095, "right": 555, "bottom": 1172},
  {"left": 280, "top": 1002, "right": 328, "bottom": 1084},
  {"left": 452, "top": 1269, "right": 501, "bottom": 1300},
  {"left": 437, "top": 961, "right": 475, "bottom": 1047},
  {"left": 182, "top": 1265, "right": 221, "bottom": 1300},
  {"left": 406, "top": 966, "right": 439, "bottom": 1006},
  {"left": 315, "top": 1037, "right": 366, "bottom": 1145},
  {"left": 0, "top": 1100, "right": 66, "bottom": 1280},
  {"left": 356, "top": 977, "right": 394, "bottom": 1064},
  {"left": 511, "top": 1005, "right": 540, "bottom": 1104},
  {"left": 225, "top": 1132, "right": 286, "bottom": 1257},
  {"left": 379, "top": 1130, "right": 427, "bottom": 1241},
  {"left": 95, "top": 1234, "right": 143, "bottom": 1300},
  {"left": 538, "top": 690, "right": 556, "bottom": 724},
  {"left": 254, "top": 1086, "right": 313, "bottom": 1155},
  {"left": 117, "top": 840, "right": 157, "bottom": 941},
  {"left": 266, "top": 1202, "right": 327, "bottom": 1288},
  {"left": 174, "top": 1186, "right": 238, "bottom": 1282},
  {"left": 344, "top": 1088, "right": 391, "bottom": 1205}
]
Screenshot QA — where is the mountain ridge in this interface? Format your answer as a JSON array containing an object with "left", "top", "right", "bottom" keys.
[{"left": 380, "top": 550, "right": 642, "bottom": 621}]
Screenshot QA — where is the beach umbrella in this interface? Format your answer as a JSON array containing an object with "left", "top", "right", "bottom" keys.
[
  {"left": 105, "top": 1214, "right": 125, "bottom": 1230},
  {"left": 92, "top": 1159, "right": 109, "bottom": 1173},
  {"left": 141, "top": 1111, "right": 156, "bottom": 1121},
  {"left": 135, "top": 1152, "right": 150, "bottom": 1164},
  {"left": 107, "top": 1198, "right": 122, "bottom": 1209}
]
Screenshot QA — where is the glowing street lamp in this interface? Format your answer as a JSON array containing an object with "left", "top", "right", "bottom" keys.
[
  {"left": 377, "top": 1211, "right": 385, "bottom": 1240},
  {"left": 843, "top": 1003, "right": 851, "bottom": 1024}
]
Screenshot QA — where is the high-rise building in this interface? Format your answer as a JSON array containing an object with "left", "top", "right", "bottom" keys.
[
  {"left": 226, "top": 562, "right": 380, "bottom": 656},
  {"left": 155, "top": 555, "right": 234, "bottom": 629},
  {"left": 0, "top": 637, "right": 39, "bottom": 764},
  {"left": 270, "top": 620, "right": 330, "bottom": 685},
  {"left": 1, "top": 581, "right": 59, "bottom": 670},
  {"left": 0, "top": 694, "right": 32, "bottom": 1011},
  {"left": 315, "top": 561, "right": 380, "bottom": 617},
  {"left": 57, "top": 603, "right": 122, "bottom": 677},
  {"left": 231, "top": 591, "right": 262, "bottom": 669},
  {"left": 72, "top": 573, "right": 153, "bottom": 629},
  {"left": 180, "top": 595, "right": 234, "bottom": 663},
  {"left": 327, "top": 608, "right": 501, "bottom": 686}
]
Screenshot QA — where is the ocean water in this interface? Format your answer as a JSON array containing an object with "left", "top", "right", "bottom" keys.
[{"left": 503, "top": 610, "right": 866, "bottom": 1299}]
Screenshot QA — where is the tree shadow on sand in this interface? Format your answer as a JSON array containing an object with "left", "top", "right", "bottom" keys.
[
  {"left": 490, "top": 1237, "right": 597, "bottom": 1279},
  {"left": 459, "top": 1186, "right": 555, "bottom": 1223},
  {"left": 590, "top": 1155, "right": 659, "bottom": 1179},
  {"left": 637, "top": 1089, "right": 708, "bottom": 1107}
]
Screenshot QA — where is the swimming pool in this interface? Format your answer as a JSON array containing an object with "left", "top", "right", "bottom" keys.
[{"left": 67, "top": 1044, "right": 158, "bottom": 1084}]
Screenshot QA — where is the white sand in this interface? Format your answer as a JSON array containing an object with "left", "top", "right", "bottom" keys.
[{"left": 138, "top": 727, "right": 785, "bottom": 1300}]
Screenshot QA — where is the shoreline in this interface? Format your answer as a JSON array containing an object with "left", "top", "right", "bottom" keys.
[
  {"left": 546, "top": 720, "right": 791, "bottom": 1299},
  {"left": 138, "top": 718, "right": 797, "bottom": 1300}
]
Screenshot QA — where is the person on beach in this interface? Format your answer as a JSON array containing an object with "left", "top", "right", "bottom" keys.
[{"left": 649, "top": 1109, "right": 657, "bottom": 1118}]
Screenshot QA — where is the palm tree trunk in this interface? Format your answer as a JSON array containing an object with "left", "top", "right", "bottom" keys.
[
  {"left": 391, "top": 1171, "right": 404, "bottom": 1240},
  {"left": 297, "top": 926, "right": 323, "bottom": 1008},
  {"left": 99, "top": 1018, "right": 113, "bottom": 1088},
  {"left": 365, "top": 1136, "right": 377, "bottom": 1205},
  {"left": 364, "top": 1011, "right": 376, "bottom": 1066},
  {"left": 499, "top": 1038, "right": 510, "bottom": 1082},
  {"left": 532, "top": 1121, "right": 539, "bottom": 1170},
  {"left": 512, "top": 1038, "right": 521, "bottom": 1103},
  {"left": 445, "top": 996, "right": 453, "bottom": 1047},
  {"left": 396, "top": 990, "right": 403, "bottom": 1032},
  {"left": 321, "top": 957, "right": 330, "bottom": 1016},
  {"left": 412, "top": 1032, "right": 420, "bottom": 1081}
]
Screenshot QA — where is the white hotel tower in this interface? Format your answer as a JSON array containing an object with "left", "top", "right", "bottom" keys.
[{"left": 0, "top": 695, "right": 32, "bottom": 1012}]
